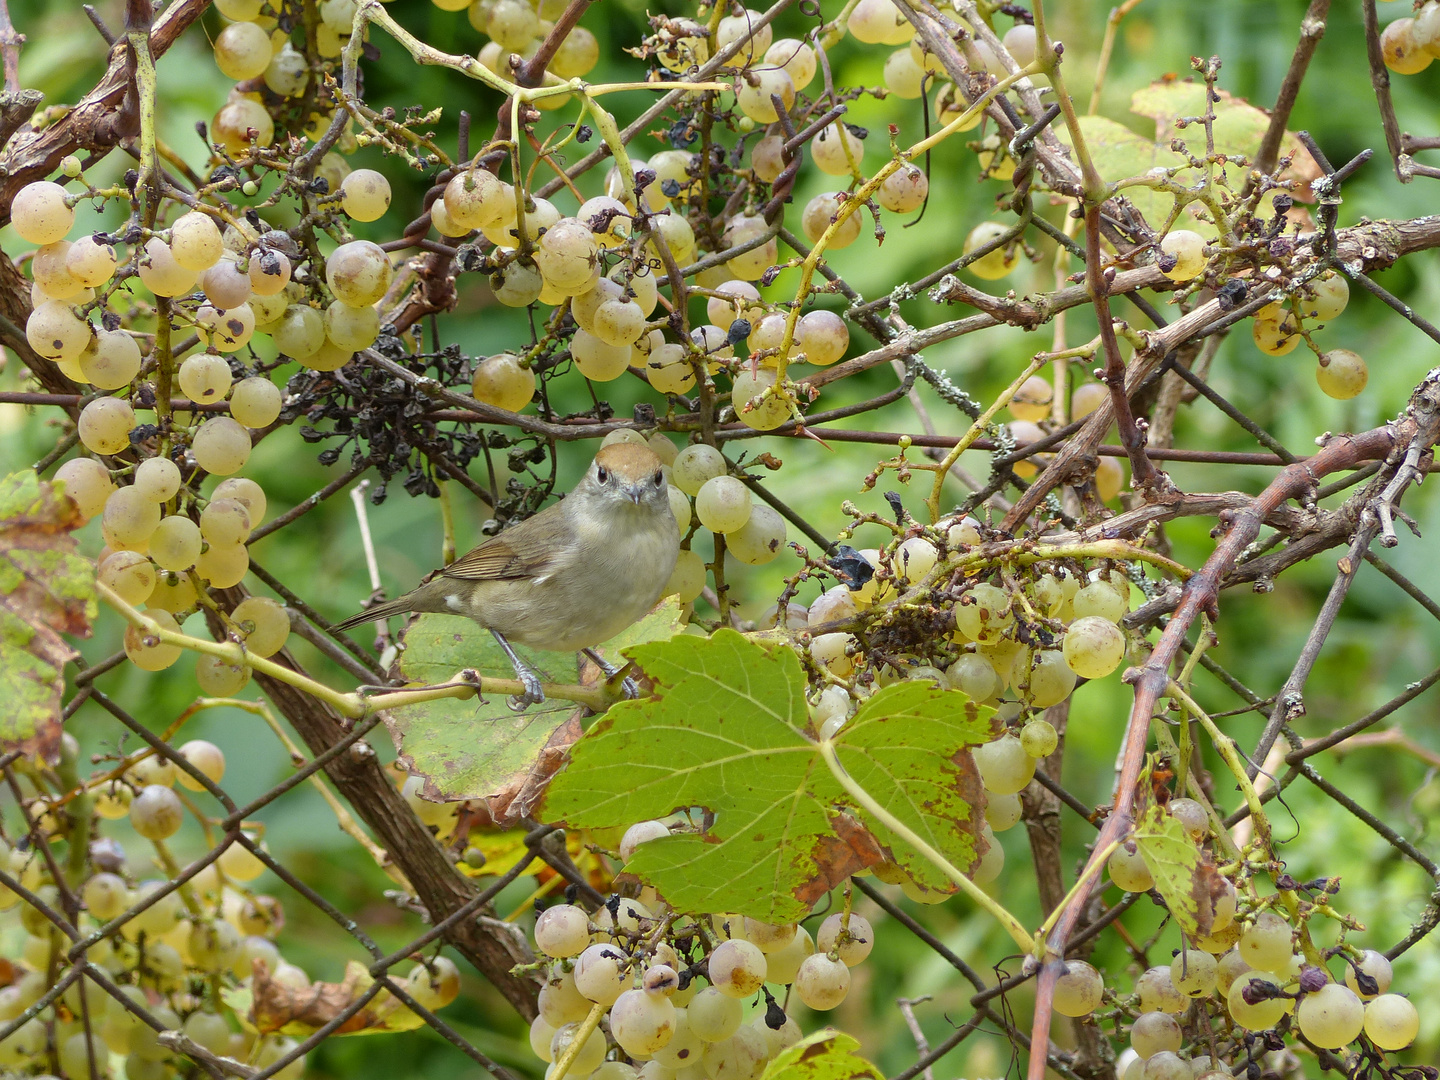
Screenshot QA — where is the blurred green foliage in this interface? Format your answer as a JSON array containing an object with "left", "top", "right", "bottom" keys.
[{"left": 1, "top": 0, "right": 1439, "bottom": 1076}]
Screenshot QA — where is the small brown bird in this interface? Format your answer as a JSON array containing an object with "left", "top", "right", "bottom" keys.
[{"left": 335, "top": 442, "right": 679, "bottom": 707}]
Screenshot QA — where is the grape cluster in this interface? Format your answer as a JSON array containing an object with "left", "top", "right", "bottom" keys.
[
  {"left": 0, "top": 734, "right": 464, "bottom": 1079},
  {"left": 1379, "top": 0, "right": 1440, "bottom": 75},
  {"left": 525, "top": 832, "right": 880, "bottom": 1080}
]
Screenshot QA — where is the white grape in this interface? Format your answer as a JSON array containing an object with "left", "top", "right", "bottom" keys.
[{"left": 793, "top": 952, "right": 849, "bottom": 1010}]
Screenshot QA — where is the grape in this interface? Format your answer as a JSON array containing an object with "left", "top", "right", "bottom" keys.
[
  {"left": 183, "top": 1011, "right": 233, "bottom": 1056},
  {"left": 212, "top": 97, "right": 274, "bottom": 153},
  {"left": 848, "top": 0, "right": 912, "bottom": 44},
  {"left": 1343, "top": 949, "right": 1392, "bottom": 998},
  {"left": 491, "top": 258, "right": 545, "bottom": 307},
  {"left": 1363, "top": 993, "right": 1420, "bottom": 1050},
  {"left": 535, "top": 218, "right": 601, "bottom": 294},
  {"left": 549, "top": 23, "right": 599, "bottom": 76},
  {"left": 974, "top": 734, "right": 1035, "bottom": 795},
  {"left": 466, "top": 352, "right": 534, "bottom": 413},
  {"left": 197, "top": 654, "right": 250, "bottom": 696},
  {"left": 139, "top": 237, "right": 198, "bottom": 297},
  {"left": 947, "top": 652, "right": 997, "bottom": 700},
  {"left": 1026, "top": 650, "right": 1076, "bottom": 707},
  {"left": 1227, "top": 970, "right": 1286, "bottom": 1031},
  {"left": 263, "top": 41, "right": 309, "bottom": 96},
  {"left": 149, "top": 515, "right": 202, "bottom": 572},
  {"left": 1020, "top": 718, "right": 1058, "bottom": 758},
  {"left": 1317, "top": 348, "right": 1367, "bottom": 399},
  {"left": 1129, "top": 1010, "right": 1181, "bottom": 1058},
  {"left": 570, "top": 328, "right": 629, "bottom": 382},
  {"left": 1296, "top": 981, "right": 1364, "bottom": 1048},
  {"left": 964, "top": 222, "right": 1020, "bottom": 279},
  {"left": 214, "top": 20, "right": 273, "bottom": 79},
  {"left": 326, "top": 240, "right": 393, "bottom": 306},
  {"left": 981, "top": 791, "right": 1021, "bottom": 833},
  {"left": 750, "top": 134, "right": 785, "bottom": 183},
  {"left": 647, "top": 342, "right": 697, "bottom": 394},
  {"left": 247, "top": 248, "right": 291, "bottom": 298},
  {"left": 1062, "top": 615, "right": 1126, "bottom": 679},
  {"left": 98, "top": 550, "right": 156, "bottom": 607},
  {"left": 55, "top": 457, "right": 115, "bottom": 519},
  {"left": 816, "top": 912, "right": 873, "bottom": 965},
  {"left": 736, "top": 67, "right": 795, "bottom": 124},
  {"left": 686, "top": 987, "right": 742, "bottom": 1043},
  {"left": 179, "top": 353, "right": 233, "bottom": 404},
  {"left": 665, "top": 548, "right": 706, "bottom": 603},
  {"left": 232, "top": 596, "right": 290, "bottom": 656},
  {"left": 764, "top": 38, "right": 816, "bottom": 89},
  {"left": 1239, "top": 911, "right": 1293, "bottom": 973},
  {"left": 1158, "top": 230, "right": 1206, "bottom": 281},
  {"left": 82, "top": 871, "right": 130, "bottom": 921},
  {"left": 214, "top": 476, "right": 266, "bottom": 524},
  {"left": 572, "top": 942, "right": 625, "bottom": 1005},
  {"left": 707, "top": 280, "right": 764, "bottom": 331},
  {"left": 652, "top": 1008, "right": 703, "bottom": 1068},
  {"left": 231, "top": 376, "right": 283, "bottom": 428},
  {"left": 1252, "top": 316, "right": 1300, "bottom": 356},
  {"left": 535, "top": 903, "right": 591, "bottom": 958},
  {"left": 619, "top": 820, "right": 671, "bottom": 863},
  {"left": 130, "top": 783, "right": 184, "bottom": 839},
  {"left": 1003, "top": 23, "right": 1038, "bottom": 63},
  {"left": 1053, "top": 959, "right": 1104, "bottom": 1017},
  {"left": 146, "top": 568, "right": 198, "bottom": 613},
  {"left": 75, "top": 334, "right": 142, "bottom": 400},
  {"left": 1071, "top": 381, "right": 1108, "bottom": 420},
  {"left": 218, "top": 835, "right": 267, "bottom": 881},
  {"left": 189, "top": 918, "right": 242, "bottom": 971},
  {"left": 812, "top": 122, "right": 864, "bottom": 176},
  {"left": 530, "top": 1015, "right": 558, "bottom": 1062},
  {"left": 32, "top": 240, "right": 83, "bottom": 299},
  {"left": 1010, "top": 375, "right": 1053, "bottom": 422},
  {"left": 1108, "top": 841, "right": 1154, "bottom": 892},
  {"left": 1167, "top": 797, "right": 1208, "bottom": 839},
  {"left": 201, "top": 257, "right": 254, "bottom": 308},
  {"left": 732, "top": 367, "right": 792, "bottom": 430},
  {"left": 1137, "top": 965, "right": 1186, "bottom": 1013},
  {"left": 709, "top": 938, "right": 768, "bottom": 998},
  {"left": 672, "top": 444, "right": 726, "bottom": 496},
  {"left": 192, "top": 416, "right": 252, "bottom": 475},
  {"left": 1137, "top": 1052, "right": 1188, "bottom": 1080},
  {"left": 27, "top": 299, "right": 93, "bottom": 363},
  {"left": 801, "top": 192, "right": 860, "bottom": 249},
  {"left": 445, "top": 170, "right": 510, "bottom": 230},
  {"left": 1302, "top": 271, "right": 1350, "bottom": 321},
  {"left": 790, "top": 952, "right": 848, "bottom": 1011},
  {"left": 809, "top": 585, "right": 858, "bottom": 628},
  {"left": 171, "top": 211, "right": 224, "bottom": 271},
  {"left": 932, "top": 81, "right": 983, "bottom": 129},
  {"left": 1095, "top": 456, "right": 1125, "bottom": 501},
  {"left": 198, "top": 541, "right": 250, "bottom": 588},
  {"left": 324, "top": 299, "right": 379, "bottom": 352},
  {"left": 727, "top": 504, "right": 785, "bottom": 565},
  {"left": 883, "top": 46, "right": 925, "bottom": 98},
  {"left": 66, "top": 234, "right": 117, "bottom": 287},
  {"left": 1072, "top": 581, "right": 1125, "bottom": 623},
  {"left": 102, "top": 487, "right": 161, "bottom": 550},
  {"left": 954, "top": 582, "right": 1012, "bottom": 641},
  {"left": 1382, "top": 17, "right": 1431, "bottom": 72},
  {"left": 611, "top": 987, "right": 677, "bottom": 1055},
  {"left": 695, "top": 475, "right": 752, "bottom": 534},
  {"left": 201, "top": 498, "right": 253, "bottom": 546},
  {"left": 593, "top": 296, "right": 646, "bottom": 348},
  {"left": 550, "top": 1021, "right": 607, "bottom": 1075},
  {"left": 13, "top": 180, "right": 75, "bottom": 246}
]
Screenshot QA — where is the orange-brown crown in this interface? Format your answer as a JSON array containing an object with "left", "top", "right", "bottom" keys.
[{"left": 593, "top": 441, "right": 664, "bottom": 482}]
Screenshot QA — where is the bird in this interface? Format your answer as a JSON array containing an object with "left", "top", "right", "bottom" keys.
[{"left": 334, "top": 442, "right": 680, "bottom": 708}]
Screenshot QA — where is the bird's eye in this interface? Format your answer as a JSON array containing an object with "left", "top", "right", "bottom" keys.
[
  {"left": 597, "top": 467, "right": 609, "bottom": 484},
  {"left": 653, "top": 471, "right": 664, "bottom": 486}
]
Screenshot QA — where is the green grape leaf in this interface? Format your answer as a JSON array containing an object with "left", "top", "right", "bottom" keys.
[
  {"left": 385, "top": 597, "right": 685, "bottom": 823},
  {"left": 758, "top": 1030, "right": 883, "bottom": 1080},
  {"left": 1129, "top": 81, "right": 1322, "bottom": 201},
  {"left": 0, "top": 471, "right": 95, "bottom": 765},
  {"left": 1132, "top": 803, "right": 1227, "bottom": 938},
  {"left": 540, "top": 629, "right": 995, "bottom": 922},
  {"left": 1054, "top": 115, "right": 1168, "bottom": 229}
]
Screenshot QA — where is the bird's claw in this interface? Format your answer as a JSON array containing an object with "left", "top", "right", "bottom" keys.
[
  {"left": 507, "top": 671, "right": 546, "bottom": 712},
  {"left": 619, "top": 675, "right": 640, "bottom": 700}
]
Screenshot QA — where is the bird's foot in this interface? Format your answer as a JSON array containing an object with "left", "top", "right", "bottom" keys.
[
  {"left": 582, "top": 648, "right": 639, "bottom": 700},
  {"left": 507, "top": 669, "right": 546, "bottom": 711}
]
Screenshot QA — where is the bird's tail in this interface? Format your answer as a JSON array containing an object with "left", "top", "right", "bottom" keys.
[{"left": 332, "top": 596, "right": 414, "bottom": 632}]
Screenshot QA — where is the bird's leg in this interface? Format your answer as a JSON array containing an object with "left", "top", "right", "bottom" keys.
[
  {"left": 582, "top": 648, "right": 639, "bottom": 700},
  {"left": 491, "top": 630, "right": 545, "bottom": 709}
]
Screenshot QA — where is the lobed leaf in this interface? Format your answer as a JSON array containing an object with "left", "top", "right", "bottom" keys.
[
  {"left": 757, "top": 1030, "right": 883, "bottom": 1080},
  {"left": 541, "top": 629, "right": 994, "bottom": 922}
]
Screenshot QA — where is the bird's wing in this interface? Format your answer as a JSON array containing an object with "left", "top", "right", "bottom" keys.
[{"left": 440, "top": 506, "right": 565, "bottom": 582}]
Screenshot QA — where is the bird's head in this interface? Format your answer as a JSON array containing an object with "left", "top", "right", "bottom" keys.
[{"left": 580, "top": 441, "right": 673, "bottom": 518}]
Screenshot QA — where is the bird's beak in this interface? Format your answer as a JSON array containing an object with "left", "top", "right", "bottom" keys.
[{"left": 625, "top": 484, "right": 643, "bottom": 505}]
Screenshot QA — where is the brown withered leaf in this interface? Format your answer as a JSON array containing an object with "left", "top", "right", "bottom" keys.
[{"left": 242, "top": 959, "right": 424, "bottom": 1037}]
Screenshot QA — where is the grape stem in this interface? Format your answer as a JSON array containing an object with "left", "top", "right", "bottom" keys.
[
  {"left": 95, "top": 580, "right": 615, "bottom": 716},
  {"left": 547, "top": 1001, "right": 606, "bottom": 1080},
  {"left": 816, "top": 738, "right": 1035, "bottom": 953}
]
